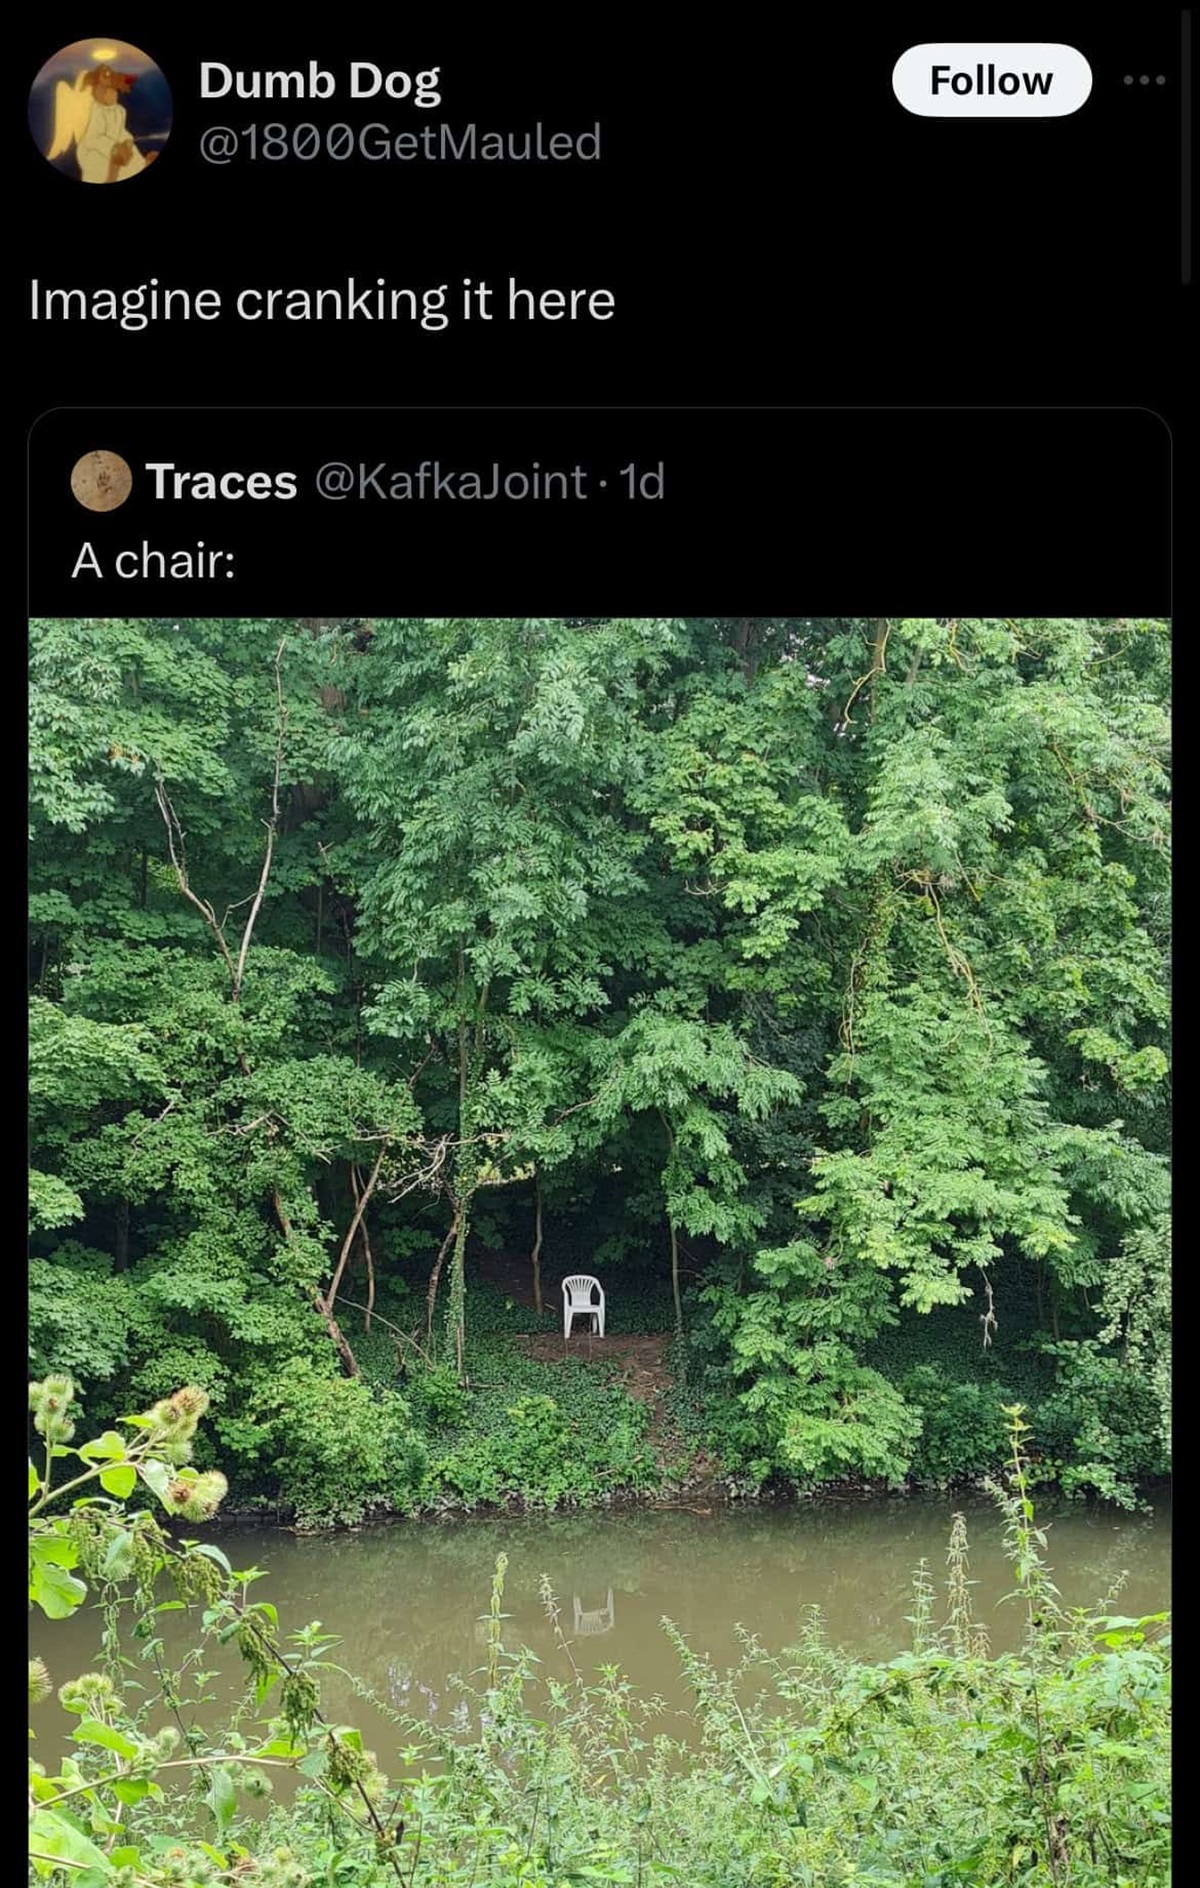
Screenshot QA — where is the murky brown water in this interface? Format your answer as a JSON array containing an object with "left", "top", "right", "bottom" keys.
[{"left": 32, "top": 1493, "right": 1170, "bottom": 1759}]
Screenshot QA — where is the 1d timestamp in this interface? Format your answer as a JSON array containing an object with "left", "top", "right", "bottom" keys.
[{"left": 609, "top": 462, "right": 664, "bottom": 499}]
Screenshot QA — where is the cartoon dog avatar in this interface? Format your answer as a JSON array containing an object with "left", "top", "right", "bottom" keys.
[{"left": 47, "top": 64, "right": 159, "bottom": 182}]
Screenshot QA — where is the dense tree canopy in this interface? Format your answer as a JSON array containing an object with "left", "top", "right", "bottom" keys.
[{"left": 28, "top": 616, "right": 1171, "bottom": 1513}]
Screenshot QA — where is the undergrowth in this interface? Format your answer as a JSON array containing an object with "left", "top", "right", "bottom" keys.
[{"left": 30, "top": 1388, "right": 1171, "bottom": 1887}]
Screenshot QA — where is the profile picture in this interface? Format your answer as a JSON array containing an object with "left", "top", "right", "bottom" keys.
[{"left": 28, "top": 39, "right": 172, "bottom": 182}]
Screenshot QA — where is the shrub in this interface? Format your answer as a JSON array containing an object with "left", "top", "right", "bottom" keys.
[
  {"left": 709, "top": 1336, "right": 923, "bottom": 1489},
  {"left": 903, "top": 1364, "right": 1012, "bottom": 1483},
  {"left": 1035, "top": 1338, "right": 1169, "bottom": 1509},
  {"left": 406, "top": 1360, "right": 471, "bottom": 1431},
  {"left": 240, "top": 1358, "right": 427, "bottom": 1528}
]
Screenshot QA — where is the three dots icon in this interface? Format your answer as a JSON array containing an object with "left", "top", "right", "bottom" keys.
[{"left": 1123, "top": 75, "right": 1167, "bottom": 86}]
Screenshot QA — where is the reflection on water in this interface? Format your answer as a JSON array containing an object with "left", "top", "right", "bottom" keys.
[
  {"left": 31, "top": 1493, "right": 1170, "bottom": 1760},
  {"left": 573, "top": 1588, "right": 615, "bottom": 1636}
]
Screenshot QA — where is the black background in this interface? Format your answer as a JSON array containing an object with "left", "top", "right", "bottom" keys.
[
  {"left": 30, "top": 406, "right": 1171, "bottom": 614},
  {"left": 20, "top": 15, "right": 1187, "bottom": 609}
]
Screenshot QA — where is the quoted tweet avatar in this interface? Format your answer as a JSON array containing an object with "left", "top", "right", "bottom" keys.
[{"left": 28, "top": 39, "right": 172, "bottom": 182}]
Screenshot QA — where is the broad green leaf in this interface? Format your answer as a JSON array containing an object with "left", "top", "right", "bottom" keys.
[
  {"left": 28, "top": 1808, "right": 114, "bottom": 1876},
  {"left": 249, "top": 1736, "right": 303, "bottom": 1760},
  {"left": 30, "top": 1557, "right": 88, "bottom": 1619},
  {"left": 204, "top": 1763, "right": 237, "bottom": 1835},
  {"left": 73, "top": 1719, "right": 141, "bottom": 1759},
  {"left": 30, "top": 1534, "right": 81, "bottom": 1568},
  {"left": 99, "top": 1464, "right": 137, "bottom": 1500},
  {"left": 112, "top": 1779, "right": 154, "bottom": 1806},
  {"left": 78, "top": 1432, "right": 127, "bottom": 1465},
  {"left": 139, "top": 1459, "right": 172, "bottom": 1502},
  {"left": 189, "top": 1541, "right": 233, "bottom": 1576}
]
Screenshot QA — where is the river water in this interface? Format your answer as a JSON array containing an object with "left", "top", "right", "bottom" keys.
[{"left": 32, "top": 1493, "right": 1170, "bottom": 1757}]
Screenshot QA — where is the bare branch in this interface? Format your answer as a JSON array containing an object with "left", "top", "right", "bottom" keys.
[
  {"left": 426, "top": 1214, "right": 460, "bottom": 1341},
  {"left": 225, "top": 1111, "right": 280, "bottom": 1138},
  {"left": 332, "top": 1293, "right": 432, "bottom": 1366},
  {"left": 316, "top": 1133, "right": 405, "bottom": 1371},
  {"left": 838, "top": 618, "right": 891, "bottom": 730},
  {"left": 130, "top": 1097, "right": 179, "bottom": 1144},
  {"left": 153, "top": 778, "right": 237, "bottom": 981},
  {"left": 350, "top": 1162, "right": 378, "bottom": 1332},
  {"left": 232, "top": 639, "right": 289, "bottom": 1000}
]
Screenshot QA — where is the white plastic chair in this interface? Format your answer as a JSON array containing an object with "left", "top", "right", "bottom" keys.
[{"left": 563, "top": 1274, "right": 605, "bottom": 1339}]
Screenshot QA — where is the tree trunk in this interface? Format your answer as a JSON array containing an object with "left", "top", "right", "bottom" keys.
[
  {"left": 350, "top": 1162, "right": 375, "bottom": 1331},
  {"left": 446, "top": 1205, "right": 471, "bottom": 1382},
  {"left": 310, "top": 1139, "right": 389, "bottom": 1379},
  {"left": 446, "top": 948, "right": 474, "bottom": 1376},
  {"left": 314, "top": 1299, "right": 361, "bottom": 1378},
  {"left": 868, "top": 618, "right": 890, "bottom": 721},
  {"left": 426, "top": 1213, "right": 459, "bottom": 1341},
  {"left": 659, "top": 1110, "right": 683, "bottom": 1334},
  {"left": 113, "top": 1197, "right": 130, "bottom": 1273},
  {"left": 531, "top": 1169, "right": 544, "bottom": 1315},
  {"left": 269, "top": 1180, "right": 360, "bottom": 1385},
  {"left": 444, "top": 946, "right": 490, "bottom": 1382},
  {"left": 733, "top": 617, "right": 758, "bottom": 687},
  {"left": 270, "top": 1186, "right": 364, "bottom": 1374}
]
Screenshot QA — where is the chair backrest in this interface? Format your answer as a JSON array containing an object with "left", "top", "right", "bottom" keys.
[{"left": 563, "top": 1274, "right": 600, "bottom": 1303}]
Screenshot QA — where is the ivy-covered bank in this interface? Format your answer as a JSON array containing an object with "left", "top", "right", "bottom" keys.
[
  {"left": 30, "top": 618, "right": 1170, "bottom": 1525},
  {"left": 31, "top": 1270, "right": 1167, "bottom": 1533}
]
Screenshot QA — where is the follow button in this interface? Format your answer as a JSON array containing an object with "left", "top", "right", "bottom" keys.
[{"left": 892, "top": 44, "right": 1093, "bottom": 118}]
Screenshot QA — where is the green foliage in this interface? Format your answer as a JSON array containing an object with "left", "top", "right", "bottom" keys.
[
  {"left": 28, "top": 617, "right": 1171, "bottom": 1512},
  {"left": 403, "top": 1360, "right": 471, "bottom": 1430},
  {"left": 29, "top": 1250, "right": 137, "bottom": 1383},
  {"left": 28, "top": 1384, "right": 1171, "bottom": 1887},
  {"left": 903, "top": 1364, "right": 1013, "bottom": 1484},
  {"left": 814, "top": 991, "right": 1080, "bottom": 1309},
  {"left": 27, "top": 1374, "right": 406, "bottom": 1884},
  {"left": 1035, "top": 1341, "right": 1169, "bottom": 1510},
  {"left": 1096, "top": 1213, "right": 1171, "bottom": 1453},
  {"left": 739, "top": 1340, "right": 922, "bottom": 1487},
  {"left": 239, "top": 1359, "right": 428, "bottom": 1529},
  {"left": 699, "top": 1239, "right": 919, "bottom": 1487},
  {"left": 28, "top": 1372, "right": 227, "bottom": 1621},
  {"left": 432, "top": 1336, "right": 658, "bottom": 1507}
]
